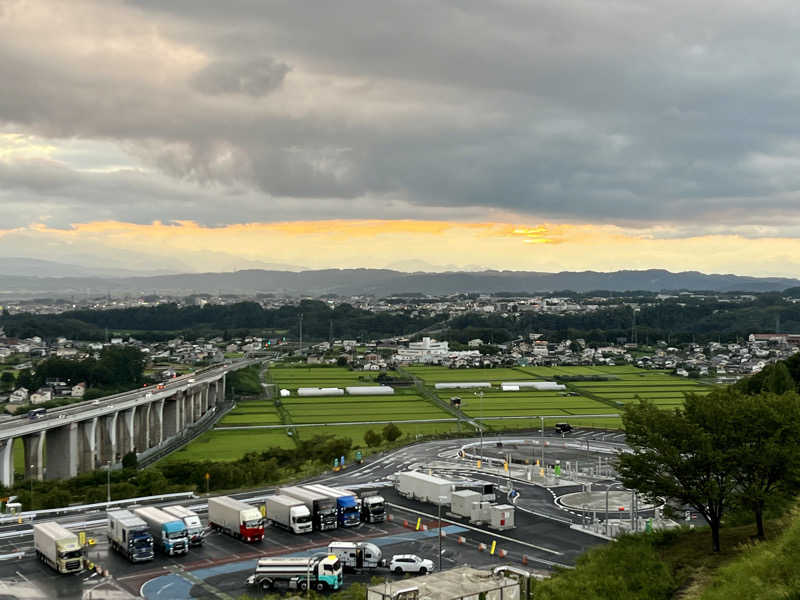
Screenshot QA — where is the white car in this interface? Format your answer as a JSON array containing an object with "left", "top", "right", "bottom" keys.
[{"left": 389, "top": 554, "right": 434, "bottom": 575}]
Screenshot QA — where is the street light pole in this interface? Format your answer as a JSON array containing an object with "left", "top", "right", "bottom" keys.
[
  {"left": 438, "top": 496, "right": 445, "bottom": 572},
  {"left": 539, "top": 416, "right": 544, "bottom": 469},
  {"left": 106, "top": 461, "right": 111, "bottom": 508}
]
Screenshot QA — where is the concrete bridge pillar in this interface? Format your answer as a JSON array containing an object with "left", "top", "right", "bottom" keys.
[
  {"left": 0, "top": 438, "right": 14, "bottom": 488},
  {"left": 149, "top": 399, "right": 164, "bottom": 447},
  {"left": 163, "top": 396, "right": 180, "bottom": 438},
  {"left": 185, "top": 391, "right": 195, "bottom": 425},
  {"left": 220, "top": 374, "right": 226, "bottom": 402},
  {"left": 23, "top": 431, "right": 45, "bottom": 481},
  {"left": 117, "top": 408, "right": 135, "bottom": 457},
  {"left": 46, "top": 423, "right": 78, "bottom": 480},
  {"left": 208, "top": 381, "right": 217, "bottom": 407},
  {"left": 135, "top": 403, "right": 150, "bottom": 451},
  {"left": 78, "top": 418, "right": 98, "bottom": 472},
  {"left": 201, "top": 385, "right": 209, "bottom": 414},
  {"left": 98, "top": 413, "right": 118, "bottom": 465}
]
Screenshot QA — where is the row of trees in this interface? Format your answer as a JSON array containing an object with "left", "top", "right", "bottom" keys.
[
  {"left": 0, "top": 300, "right": 448, "bottom": 341},
  {"left": 619, "top": 388, "right": 800, "bottom": 551}
]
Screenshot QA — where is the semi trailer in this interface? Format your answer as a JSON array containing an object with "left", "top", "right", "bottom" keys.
[
  {"left": 207, "top": 496, "right": 264, "bottom": 542},
  {"left": 163, "top": 505, "right": 204, "bottom": 546},
  {"left": 132, "top": 506, "right": 189, "bottom": 555},
  {"left": 303, "top": 484, "right": 360, "bottom": 527},
  {"left": 264, "top": 495, "right": 312, "bottom": 534},
  {"left": 107, "top": 510, "right": 154, "bottom": 562},
  {"left": 32, "top": 522, "right": 83, "bottom": 574},
  {"left": 395, "top": 471, "right": 454, "bottom": 505},
  {"left": 246, "top": 554, "right": 342, "bottom": 592},
  {"left": 279, "top": 486, "right": 338, "bottom": 531}
]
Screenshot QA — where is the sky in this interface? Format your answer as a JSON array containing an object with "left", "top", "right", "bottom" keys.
[{"left": 2, "top": 0, "right": 800, "bottom": 276}]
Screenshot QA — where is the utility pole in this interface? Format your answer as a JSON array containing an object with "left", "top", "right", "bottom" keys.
[
  {"left": 438, "top": 496, "right": 445, "bottom": 572},
  {"left": 298, "top": 313, "right": 303, "bottom": 355}
]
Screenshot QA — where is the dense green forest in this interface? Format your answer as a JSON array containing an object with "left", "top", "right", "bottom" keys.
[
  {"left": 4, "top": 294, "right": 800, "bottom": 344},
  {"left": 0, "top": 300, "right": 447, "bottom": 341},
  {"left": 447, "top": 295, "right": 800, "bottom": 344}
]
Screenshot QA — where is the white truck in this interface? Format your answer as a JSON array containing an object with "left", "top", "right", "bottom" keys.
[
  {"left": 107, "top": 510, "right": 155, "bottom": 562},
  {"left": 395, "top": 471, "right": 454, "bottom": 505},
  {"left": 207, "top": 496, "right": 264, "bottom": 542},
  {"left": 33, "top": 522, "right": 83, "bottom": 574},
  {"left": 265, "top": 495, "right": 312, "bottom": 534},
  {"left": 327, "top": 541, "right": 383, "bottom": 569},
  {"left": 354, "top": 489, "right": 386, "bottom": 523},
  {"left": 247, "top": 554, "right": 343, "bottom": 593},
  {"left": 133, "top": 506, "right": 189, "bottom": 556},
  {"left": 163, "top": 505, "right": 205, "bottom": 546}
]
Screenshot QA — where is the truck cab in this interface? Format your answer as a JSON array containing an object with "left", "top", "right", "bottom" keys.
[
  {"left": 360, "top": 495, "right": 385, "bottom": 523},
  {"left": 162, "top": 521, "right": 189, "bottom": 555}
]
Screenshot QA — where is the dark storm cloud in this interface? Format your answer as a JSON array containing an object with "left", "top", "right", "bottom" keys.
[
  {"left": 2, "top": 0, "right": 800, "bottom": 230},
  {"left": 191, "top": 57, "right": 290, "bottom": 97}
]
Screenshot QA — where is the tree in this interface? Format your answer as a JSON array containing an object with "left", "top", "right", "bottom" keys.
[
  {"left": 364, "top": 429, "right": 382, "bottom": 448},
  {"left": 122, "top": 451, "right": 138, "bottom": 470},
  {"left": 762, "top": 362, "right": 796, "bottom": 394},
  {"left": 728, "top": 391, "right": 800, "bottom": 539},
  {"left": 382, "top": 423, "right": 402, "bottom": 443},
  {"left": 617, "top": 393, "right": 740, "bottom": 552},
  {"left": 16, "top": 368, "right": 33, "bottom": 390},
  {"left": 0, "top": 372, "right": 14, "bottom": 391}
]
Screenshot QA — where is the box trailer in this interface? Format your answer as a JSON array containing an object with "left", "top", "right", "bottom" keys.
[
  {"left": 280, "top": 486, "right": 338, "bottom": 531},
  {"left": 163, "top": 505, "right": 204, "bottom": 546},
  {"left": 133, "top": 506, "right": 189, "bottom": 555},
  {"left": 303, "top": 484, "right": 360, "bottom": 527},
  {"left": 395, "top": 471, "right": 454, "bottom": 505},
  {"left": 207, "top": 496, "right": 264, "bottom": 542},
  {"left": 247, "top": 554, "right": 343, "bottom": 593},
  {"left": 107, "top": 510, "right": 154, "bottom": 562},
  {"left": 265, "top": 495, "right": 312, "bottom": 534},
  {"left": 327, "top": 541, "right": 383, "bottom": 569},
  {"left": 33, "top": 522, "right": 83, "bottom": 574}
]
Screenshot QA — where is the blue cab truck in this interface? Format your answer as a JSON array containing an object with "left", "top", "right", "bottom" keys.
[
  {"left": 304, "top": 484, "right": 361, "bottom": 527},
  {"left": 133, "top": 506, "right": 189, "bottom": 556},
  {"left": 107, "top": 509, "right": 155, "bottom": 563}
]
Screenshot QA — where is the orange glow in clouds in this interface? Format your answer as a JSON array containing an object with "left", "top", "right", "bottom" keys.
[{"left": 9, "top": 219, "right": 800, "bottom": 277}]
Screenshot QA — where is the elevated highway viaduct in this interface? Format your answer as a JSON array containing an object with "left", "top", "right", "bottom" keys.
[{"left": 0, "top": 359, "right": 259, "bottom": 486}]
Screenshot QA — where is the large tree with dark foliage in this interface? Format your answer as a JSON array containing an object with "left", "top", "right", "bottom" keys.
[{"left": 618, "top": 393, "right": 741, "bottom": 552}]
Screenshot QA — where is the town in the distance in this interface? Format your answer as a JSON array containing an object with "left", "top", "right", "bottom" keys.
[{"left": 0, "top": 279, "right": 799, "bottom": 599}]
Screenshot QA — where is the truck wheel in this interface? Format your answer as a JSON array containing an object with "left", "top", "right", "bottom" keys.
[
  {"left": 298, "top": 581, "right": 308, "bottom": 592},
  {"left": 394, "top": 567, "right": 404, "bottom": 576},
  {"left": 261, "top": 580, "right": 273, "bottom": 591},
  {"left": 419, "top": 567, "right": 427, "bottom": 575},
  {"left": 315, "top": 581, "right": 326, "bottom": 592}
]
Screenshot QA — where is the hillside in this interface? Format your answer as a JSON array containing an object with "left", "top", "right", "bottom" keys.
[{"left": 1, "top": 267, "right": 799, "bottom": 296}]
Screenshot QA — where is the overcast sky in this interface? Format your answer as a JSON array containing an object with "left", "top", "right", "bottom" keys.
[{"left": 2, "top": 0, "right": 800, "bottom": 275}]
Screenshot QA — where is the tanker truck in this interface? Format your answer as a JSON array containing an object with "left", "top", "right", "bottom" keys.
[{"left": 246, "top": 554, "right": 342, "bottom": 593}]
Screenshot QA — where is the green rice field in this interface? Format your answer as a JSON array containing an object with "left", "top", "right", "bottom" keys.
[{"left": 162, "top": 428, "right": 297, "bottom": 463}]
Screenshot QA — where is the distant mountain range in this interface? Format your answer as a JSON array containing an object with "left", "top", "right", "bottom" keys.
[{"left": 0, "top": 261, "right": 799, "bottom": 297}]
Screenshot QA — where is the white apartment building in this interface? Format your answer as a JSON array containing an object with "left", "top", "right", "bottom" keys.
[{"left": 396, "top": 337, "right": 450, "bottom": 364}]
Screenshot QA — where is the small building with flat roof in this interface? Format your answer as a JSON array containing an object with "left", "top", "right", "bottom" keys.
[{"left": 366, "top": 566, "right": 528, "bottom": 600}]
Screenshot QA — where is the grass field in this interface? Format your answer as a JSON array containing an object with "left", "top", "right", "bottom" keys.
[
  {"left": 267, "top": 367, "right": 378, "bottom": 391},
  {"left": 408, "top": 365, "right": 712, "bottom": 412},
  {"left": 161, "top": 428, "right": 297, "bottom": 463},
  {"left": 219, "top": 399, "right": 283, "bottom": 426}
]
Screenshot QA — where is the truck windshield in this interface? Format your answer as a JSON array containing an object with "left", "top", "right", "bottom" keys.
[
  {"left": 243, "top": 519, "right": 262, "bottom": 529},
  {"left": 134, "top": 537, "right": 152, "bottom": 548},
  {"left": 168, "top": 531, "right": 186, "bottom": 540},
  {"left": 61, "top": 550, "right": 83, "bottom": 560},
  {"left": 295, "top": 514, "right": 312, "bottom": 524},
  {"left": 369, "top": 502, "right": 385, "bottom": 511}
]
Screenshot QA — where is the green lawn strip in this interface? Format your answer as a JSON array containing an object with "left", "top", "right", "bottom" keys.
[{"left": 161, "top": 429, "right": 297, "bottom": 462}]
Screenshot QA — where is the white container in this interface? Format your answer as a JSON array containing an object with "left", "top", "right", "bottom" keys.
[
  {"left": 345, "top": 386, "right": 394, "bottom": 395},
  {"left": 450, "top": 490, "right": 480, "bottom": 517},
  {"left": 266, "top": 495, "right": 312, "bottom": 534},
  {"left": 395, "top": 471, "right": 453, "bottom": 505},
  {"left": 297, "top": 387, "right": 345, "bottom": 396},
  {"left": 489, "top": 504, "right": 515, "bottom": 530}
]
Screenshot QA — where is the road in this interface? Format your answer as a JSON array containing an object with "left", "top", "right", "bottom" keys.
[{"left": 0, "top": 429, "right": 628, "bottom": 599}]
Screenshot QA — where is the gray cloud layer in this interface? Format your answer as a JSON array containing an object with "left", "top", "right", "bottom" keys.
[{"left": 1, "top": 0, "right": 800, "bottom": 231}]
